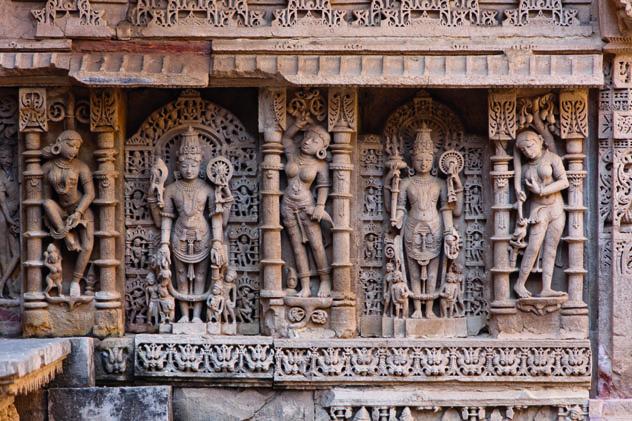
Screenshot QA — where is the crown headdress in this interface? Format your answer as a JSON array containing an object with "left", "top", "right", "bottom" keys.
[
  {"left": 413, "top": 123, "right": 434, "bottom": 158},
  {"left": 178, "top": 126, "right": 202, "bottom": 161}
]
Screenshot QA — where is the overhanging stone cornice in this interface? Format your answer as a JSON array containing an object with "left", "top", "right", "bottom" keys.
[{"left": 0, "top": 51, "right": 603, "bottom": 88}]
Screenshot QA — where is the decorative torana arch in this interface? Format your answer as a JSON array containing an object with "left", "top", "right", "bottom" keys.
[{"left": 123, "top": 90, "right": 260, "bottom": 333}]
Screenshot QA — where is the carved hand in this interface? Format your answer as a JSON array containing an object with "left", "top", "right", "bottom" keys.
[
  {"left": 391, "top": 211, "right": 404, "bottom": 229},
  {"left": 158, "top": 243, "right": 171, "bottom": 267},
  {"left": 525, "top": 177, "right": 543, "bottom": 196},
  {"left": 66, "top": 212, "right": 82, "bottom": 230},
  {"left": 210, "top": 241, "right": 227, "bottom": 268},
  {"left": 516, "top": 189, "right": 527, "bottom": 203},
  {"left": 310, "top": 204, "right": 325, "bottom": 222}
]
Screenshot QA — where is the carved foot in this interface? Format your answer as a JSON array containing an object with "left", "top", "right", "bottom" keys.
[
  {"left": 317, "top": 281, "right": 331, "bottom": 298},
  {"left": 191, "top": 317, "right": 203, "bottom": 323},
  {"left": 514, "top": 285, "right": 532, "bottom": 299},
  {"left": 69, "top": 281, "right": 80, "bottom": 297},
  {"left": 425, "top": 310, "right": 436, "bottom": 319},
  {"left": 411, "top": 310, "right": 423, "bottom": 319},
  {"left": 177, "top": 315, "right": 190, "bottom": 323},
  {"left": 297, "top": 288, "right": 310, "bottom": 298},
  {"left": 539, "top": 288, "right": 567, "bottom": 298}
]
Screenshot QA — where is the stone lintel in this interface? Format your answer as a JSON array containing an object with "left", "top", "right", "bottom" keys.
[
  {"left": 0, "top": 52, "right": 602, "bottom": 88},
  {"left": 211, "top": 53, "right": 603, "bottom": 88},
  {"left": 318, "top": 386, "right": 589, "bottom": 408}
]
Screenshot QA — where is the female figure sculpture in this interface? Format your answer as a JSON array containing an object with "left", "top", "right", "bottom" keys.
[
  {"left": 0, "top": 145, "right": 19, "bottom": 297},
  {"left": 281, "top": 116, "right": 332, "bottom": 298},
  {"left": 386, "top": 126, "right": 463, "bottom": 318},
  {"left": 42, "top": 130, "right": 95, "bottom": 297},
  {"left": 512, "top": 130, "right": 568, "bottom": 298},
  {"left": 155, "top": 127, "right": 233, "bottom": 323}
]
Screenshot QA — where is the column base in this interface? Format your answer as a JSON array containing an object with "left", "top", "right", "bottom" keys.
[
  {"left": 23, "top": 308, "right": 52, "bottom": 337},
  {"left": 93, "top": 307, "right": 124, "bottom": 338},
  {"left": 330, "top": 302, "right": 356, "bottom": 338}
]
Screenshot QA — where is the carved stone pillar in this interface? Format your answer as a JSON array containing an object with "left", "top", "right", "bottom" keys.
[
  {"left": 559, "top": 89, "right": 589, "bottom": 338},
  {"left": 90, "top": 88, "right": 124, "bottom": 337},
  {"left": 327, "top": 88, "right": 357, "bottom": 338},
  {"left": 258, "top": 88, "right": 287, "bottom": 336},
  {"left": 19, "top": 88, "right": 51, "bottom": 336},
  {"left": 487, "top": 89, "right": 517, "bottom": 316}
]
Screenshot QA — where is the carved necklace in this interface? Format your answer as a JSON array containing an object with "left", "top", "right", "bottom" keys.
[
  {"left": 50, "top": 159, "right": 73, "bottom": 194},
  {"left": 176, "top": 180, "right": 199, "bottom": 215}
]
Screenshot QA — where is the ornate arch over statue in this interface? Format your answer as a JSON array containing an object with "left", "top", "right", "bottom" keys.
[{"left": 124, "top": 90, "right": 260, "bottom": 334}]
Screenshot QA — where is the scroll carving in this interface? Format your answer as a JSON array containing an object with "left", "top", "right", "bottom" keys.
[
  {"left": 19, "top": 89, "right": 47, "bottom": 133},
  {"left": 503, "top": 0, "right": 579, "bottom": 27}
]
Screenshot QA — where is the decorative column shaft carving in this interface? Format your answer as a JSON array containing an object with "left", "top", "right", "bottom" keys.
[
  {"left": 258, "top": 88, "right": 287, "bottom": 336},
  {"left": 328, "top": 88, "right": 357, "bottom": 338},
  {"left": 19, "top": 88, "right": 51, "bottom": 336},
  {"left": 559, "top": 89, "right": 588, "bottom": 318},
  {"left": 90, "top": 88, "right": 124, "bottom": 337},
  {"left": 488, "top": 89, "right": 516, "bottom": 314}
]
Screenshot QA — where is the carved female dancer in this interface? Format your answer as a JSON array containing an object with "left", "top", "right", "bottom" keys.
[
  {"left": 42, "top": 130, "right": 95, "bottom": 297},
  {"left": 281, "top": 116, "right": 332, "bottom": 298},
  {"left": 513, "top": 130, "right": 568, "bottom": 298}
]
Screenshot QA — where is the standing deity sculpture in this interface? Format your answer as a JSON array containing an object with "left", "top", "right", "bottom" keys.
[
  {"left": 151, "top": 126, "right": 234, "bottom": 325},
  {"left": 385, "top": 125, "right": 463, "bottom": 319},
  {"left": 512, "top": 130, "right": 569, "bottom": 299},
  {"left": 281, "top": 114, "right": 333, "bottom": 298},
  {"left": 0, "top": 144, "right": 19, "bottom": 298},
  {"left": 41, "top": 130, "right": 95, "bottom": 297}
]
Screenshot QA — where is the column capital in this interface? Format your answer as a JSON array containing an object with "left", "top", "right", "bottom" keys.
[
  {"left": 258, "top": 87, "right": 286, "bottom": 134},
  {"left": 559, "top": 89, "right": 588, "bottom": 139},
  {"left": 18, "top": 88, "right": 47, "bottom": 133},
  {"left": 90, "top": 88, "right": 120, "bottom": 133},
  {"left": 328, "top": 88, "right": 357, "bottom": 133}
]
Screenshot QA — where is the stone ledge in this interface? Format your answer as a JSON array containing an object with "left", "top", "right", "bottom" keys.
[
  {"left": 0, "top": 338, "right": 71, "bottom": 395},
  {"left": 133, "top": 335, "right": 591, "bottom": 386}
]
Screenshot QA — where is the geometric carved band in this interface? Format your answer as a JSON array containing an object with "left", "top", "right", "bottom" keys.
[{"left": 135, "top": 336, "right": 590, "bottom": 385}]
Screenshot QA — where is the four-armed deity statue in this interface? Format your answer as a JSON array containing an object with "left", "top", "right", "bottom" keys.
[
  {"left": 149, "top": 126, "right": 234, "bottom": 326},
  {"left": 384, "top": 125, "right": 464, "bottom": 319}
]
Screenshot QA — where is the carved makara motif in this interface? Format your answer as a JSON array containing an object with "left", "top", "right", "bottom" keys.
[
  {"left": 353, "top": 0, "right": 497, "bottom": 27},
  {"left": 131, "top": 0, "right": 265, "bottom": 28},
  {"left": 503, "top": 0, "right": 579, "bottom": 27}
]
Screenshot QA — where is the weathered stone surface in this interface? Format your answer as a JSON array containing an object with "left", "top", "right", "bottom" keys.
[
  {"left": 14, "top": 390, "right": 47, "bottom": 421},
  {"left": 589, "top": 399, "right": 632, "bottom": 420},
  {"left": 48, "top": 386, "right": 172, "bottom": 421},
  {"left": 50, "top": 337, "right": 95, "bottom": 388},
  {"left": 0, "top": 338, "right": 70, "bottom": 385},
  {"left": 173, "top": 388, "right": 314, "bottom": 421},
  {"left": 95, "top": 337, "right": 134, "bottom": 382}
]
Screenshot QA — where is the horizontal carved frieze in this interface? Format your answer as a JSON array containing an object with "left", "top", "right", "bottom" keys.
[
  {"left": 134, "top": 336, "right": 590, "bottom": 385},
  {"left": 0, "top": 52, "right": 602, "bottom": 88}
]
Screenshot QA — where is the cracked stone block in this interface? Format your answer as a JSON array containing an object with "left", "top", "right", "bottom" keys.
[
  {"left": 48, "top": 386, "right": 171, "bottom": 421},
  {"left": 50, "top": 337, "right": 95, "bottom": 387},
  {"left": 173, "top": 388, "right": 315, "bottom": 421}
]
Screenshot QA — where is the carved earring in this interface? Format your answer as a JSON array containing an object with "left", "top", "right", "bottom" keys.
[
  {"left": 51, "top": 142, "right": 62, "bottom": 156},
  {"left": 316, "top": 149, "right": 327, "bottom": 160}
]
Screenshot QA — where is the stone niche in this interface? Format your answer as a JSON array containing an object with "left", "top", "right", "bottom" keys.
[
  {"left": 5, "top": 85, "right": 593, "bottom": 419},
  {"left": 4, "top": 86, "right": 592, "bottom": 342}
]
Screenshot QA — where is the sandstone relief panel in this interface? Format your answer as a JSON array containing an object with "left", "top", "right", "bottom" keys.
[{"left": 124, "top": 90, "right": 259, "bottom": 336}]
